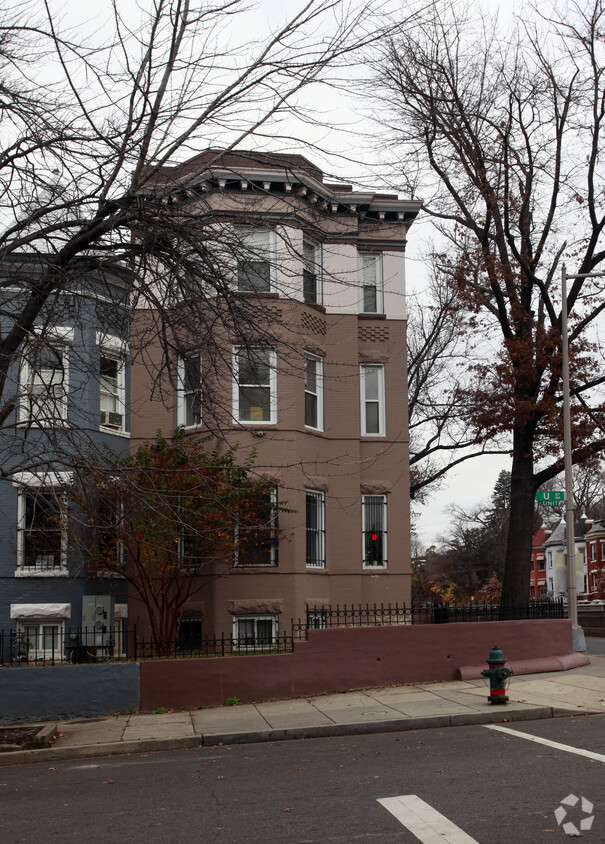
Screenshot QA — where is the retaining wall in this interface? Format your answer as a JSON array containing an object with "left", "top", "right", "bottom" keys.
[
  {"left": 139, "top": 618, "right": 578, "bottom": 711},
  {"left": 0, "top": 662, "right": 140, "bottom": 725}
]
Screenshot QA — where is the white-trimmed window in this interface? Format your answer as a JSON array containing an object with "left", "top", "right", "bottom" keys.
[
  {"left": 235, "top": 487, "right": 278, "bottom": 567},
  {"left": 233, "top": 614, "right": 278, "bottom": 649},
  {"left": 177, "top": 351, "right": 202, "bottom": 428},
  {"left": 360, "top": 364, "right": 385, "bottom": 436},
  {"left": 16, "top": 619, "right": 65, "bottom": 661},
  {"left": 304, "top": 353, "right": 324, "bottom": 430},
  {"left": 362, "top": 494, "right": 387, "bottom": 568},
  {"left": 237, "top": 228, "right": 276, "bottom": 293},
  {"left": 20, "top": 344, "right": 68, "bottom": 424},
  {"left": 16, "top": 486, "right": 68, "bottom": 575},
  {"left": 306, "top": 490, "right": 326, "bottom": 568},
  {"left": 233, "top": 346, "right": 277, "bottom": 424},
  {"left": 303, "top": 237, "right": 322, "bottom": 304},
  {"left": 306, "top": 610, "right": 327, "bottom": 629},
  {"left": 359, "top": 253, "right": 383, "bottom": 314},
  {"left": 97, "top": 333, "right": 127, "bottom": 432},
  {"left": 592, "top": 572, "right": 598, "bottom": 591}
]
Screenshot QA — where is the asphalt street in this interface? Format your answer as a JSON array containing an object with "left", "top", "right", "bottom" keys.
[{"left": 2, "top": 714, "right": 605, "bottom": 843}]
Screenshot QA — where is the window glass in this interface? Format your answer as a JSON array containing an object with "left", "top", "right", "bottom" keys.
[
  {"left": 233, "top": 615, "right": 277, "bottom": 649},
  {"left": 360, "top": 254, "right": 382, "bottom": 313},
  {"left": 303, "top": 238, "right": 322, "bottom": 304},
  {"left": 306, "top": 490, "right": 326, "bottom": 568},
  {"left": 304, "top": 354, "right": 323, "bottom": 430},
  {"left": 237, "top": 229, "right": 272, "bottom": 292},
  {"left": 178, "top": 352, "right": 202, "bottom": 427},
  {"left": 26, "top": 346, "right": 66, "bottom": 421},
  {"left": 361, "top": 364, "right": 385, "bottom": 436},
  {"left": 362, "top": 494, "right": 387, "bottom": 568},
  {"left": 235, "top": 347, "right": 274, "bottom": 423},
  {"left": 235, "top": 487, "right": 278, "bottom": 566},
  {"left": 21, "top": 491, "right": 63, "bottom": 569}
]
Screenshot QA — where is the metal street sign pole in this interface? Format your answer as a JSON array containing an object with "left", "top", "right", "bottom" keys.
[
  {"left": 561, "top": 264, "right": 579, "bottom": 633},
  {"left": 558, "top": 266, "right": 605, "bottom": 650}
]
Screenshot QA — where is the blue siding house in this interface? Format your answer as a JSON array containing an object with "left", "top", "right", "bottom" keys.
[{"left": 0, "top": 255, "right": 130, "bottom": 661}]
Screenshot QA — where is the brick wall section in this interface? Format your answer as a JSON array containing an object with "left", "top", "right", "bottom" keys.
[{"left": 139, "top": 619, "right": 575, "bottom": 710}]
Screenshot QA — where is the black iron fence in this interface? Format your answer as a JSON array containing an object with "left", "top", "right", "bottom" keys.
[{"left": 0, "top": 600, "right": 565, "bottom": 667}]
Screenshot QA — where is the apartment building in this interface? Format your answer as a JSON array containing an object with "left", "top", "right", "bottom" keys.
[{"left": 129, "top": 150, "right": 422, "bottom": 641}]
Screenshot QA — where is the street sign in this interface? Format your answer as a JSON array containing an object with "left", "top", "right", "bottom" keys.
[{"left": 536, "top": 491, "right": 565, "bottom": 506}]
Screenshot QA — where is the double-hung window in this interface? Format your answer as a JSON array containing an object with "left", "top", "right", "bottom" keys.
[
  {"left": 177, "top": 351, "right": 202, "bottom": 428},
  {"left": 235, "top": 487, "right": 278, "bottom": 567},
  {"left": 16, "top": 487, "right": 67, "bottom": 574},
  {"left": 98, "top": 334, "right": 127, "bottom": 432},
  {"left": 362, "top": 494, "right": 387, "bottom": 568},
  {"left": 303, "top": 237, "right": 322, "bottom": 304},
  {"left": 304, "top": 353, "right": 324, "bottom": 430},
  {"left": 360, "top": 364, "right": 385, "bottom": 436},
  {"left": 237, "top": 228, "right": 275, "bottom": 293},
  {"left": 233, "top": 346, "right": 277, "bottom": 424},
  {"left": 21, "top": 345, "right": 68, "bottom": 424},
  {"left": 17, "top": 620, "right": 64, "bottom": 661},
  {"left": 306, "top": 490, "right": 326, "bottom": 568},
  {"left": 359, "top": 253, "right": 383, "bottom": 314},
  {"left": 233, "top": 614, "right": 278, "bottom": 650}
]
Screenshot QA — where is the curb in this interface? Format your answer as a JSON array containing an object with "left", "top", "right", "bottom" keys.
[
  {"left": 2, "top": 705, "right": 597, "bottom": 766},
  {"left": 0, "top": 735, "right": 202, "bottom": 767}
]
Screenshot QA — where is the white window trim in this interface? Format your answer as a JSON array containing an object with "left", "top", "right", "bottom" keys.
[
  {"left": 360, "top": 364, "right": 386, "bottom": 437},
  {"left": 304, "top": 352, "right": 324, "bottom": 431},
  {"left": 362, "top": 494, "right": 388, "bottom": 569},
  {"left": 177, "top": 351, "right": 202, "bottom": 429},
  {"left": 15, "top": 484, "right": 69, "bottom": 576},
  {"left": 15, "top": 618, "right": 66, "bottom": 661},
  {"left": 232, "top": 614, "right": 278, "bottom": 650},
  {"left": 303, "top": 236, "right": 323, "bottom": 305},
  {"left": 99, "top": 348, "right": 127, "bottom": 433},
  {"left": 236, "top": 227, "right": 277, "bottom": 293},
  {"left": 359, "top": 252, "right": 383, "bottom": 314},
  {"left": 305, "top": 489, "right": 326, "bottom": 569},
  {"left": 19, "top": 339, "right": 71, "bottom": 427},
  {"left": 232, "top": 346, "right": 277, "bottom": 425}
]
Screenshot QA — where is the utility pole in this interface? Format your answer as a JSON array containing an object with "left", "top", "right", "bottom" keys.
[{"left": 561, "top": 264, "right": 592, "bottom": 651}]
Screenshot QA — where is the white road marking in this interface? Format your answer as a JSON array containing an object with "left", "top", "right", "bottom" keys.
[
  {"left": 484, "top": 724, "right": 605, "bottom": 762},
  {"left": 377, "top": 795, "right": 479, "bottom": 843}
]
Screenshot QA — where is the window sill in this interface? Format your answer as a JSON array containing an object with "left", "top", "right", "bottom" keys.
[
  {"left": 99, "top": 426, "right": 130, "bottom": 438},
  {"left": 362, "top": 565, "right": 387, "bottom": 571},
  {"left": 358, "top": 312, "right": 386, "bottom": 320},
  {"left": 15, "top": 568, "right": 69, "bottom": 578}
]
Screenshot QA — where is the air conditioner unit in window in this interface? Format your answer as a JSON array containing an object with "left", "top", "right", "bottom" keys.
[{"left": 100, "top": 411, "right": 123, "bottom": 429}]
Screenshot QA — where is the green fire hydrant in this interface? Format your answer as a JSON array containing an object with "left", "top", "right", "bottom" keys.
[{"left": 481, "top": 645, "right": 512, "bottom": 704}]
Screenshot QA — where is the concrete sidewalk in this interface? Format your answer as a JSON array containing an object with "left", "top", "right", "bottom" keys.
[{"left": 3, "top": 654, "right": 605, "bottom": 766}]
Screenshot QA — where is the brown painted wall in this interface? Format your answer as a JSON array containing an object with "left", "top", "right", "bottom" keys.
[{"left": 139, "top": 619, "right": 574, "bottom": 710}]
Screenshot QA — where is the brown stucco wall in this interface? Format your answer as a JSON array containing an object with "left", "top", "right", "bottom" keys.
[{"left": 139, "top": 619, "right": 575, "bottom": 710}]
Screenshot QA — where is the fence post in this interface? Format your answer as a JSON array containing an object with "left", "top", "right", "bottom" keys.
[{"left": 133, "top": 623, "right": 138, "bottom": 662}]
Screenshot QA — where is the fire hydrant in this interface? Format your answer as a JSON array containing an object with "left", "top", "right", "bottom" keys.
[{"left": 481, "top": 645, "right": 512, "bottom": 704}]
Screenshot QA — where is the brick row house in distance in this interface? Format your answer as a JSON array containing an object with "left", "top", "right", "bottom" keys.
[{"left": 130, "top": 150, "right": 421, "bottom": 642}]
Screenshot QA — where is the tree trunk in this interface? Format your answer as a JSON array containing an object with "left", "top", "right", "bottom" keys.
[{"left": 501, "top": 428, "right": 536, "bottom": 605}]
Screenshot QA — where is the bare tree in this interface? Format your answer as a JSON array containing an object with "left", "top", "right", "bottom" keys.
[
  {"left": 0, "top": 0, "right": 378, "bottom": 475},
  {"left": 407, "top": 258, "right": 507, "bottom": 504},
  {"left": 374, "top": 0, "right": 605, "bottom": 602}
]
